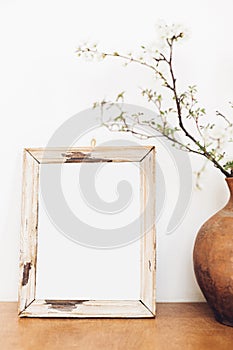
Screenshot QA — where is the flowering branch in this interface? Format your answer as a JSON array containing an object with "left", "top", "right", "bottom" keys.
[{"left": 76, "top": 23, "right": 233, "bottom": 178}]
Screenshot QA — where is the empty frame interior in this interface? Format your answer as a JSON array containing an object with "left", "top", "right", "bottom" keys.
[
  {"left": 36, "top": 171, "right": 141, "bottom": 300},
  {"left": 18, "top": 147, "right": 156, "bottom": 318}
]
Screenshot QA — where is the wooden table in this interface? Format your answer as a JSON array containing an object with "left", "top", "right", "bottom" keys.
[{"left": 1, "top": 303, "right": 233, "bottom": 349}]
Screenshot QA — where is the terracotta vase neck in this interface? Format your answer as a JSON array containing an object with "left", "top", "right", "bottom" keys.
[{"left": 226, "top": 178, "right": 233, "bottom": 207}]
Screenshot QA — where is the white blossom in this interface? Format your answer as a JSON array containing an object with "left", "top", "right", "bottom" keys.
[{"left": 155, "top": 20, "right": 190, "bottom": 42}]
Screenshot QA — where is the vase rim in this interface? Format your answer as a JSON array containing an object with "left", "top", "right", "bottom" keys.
[{"left": 226, "top": 178, "right": 233, "bottom": 196}]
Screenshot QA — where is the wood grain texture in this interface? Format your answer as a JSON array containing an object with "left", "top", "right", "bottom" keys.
[
  {"left": 19, "top": 146, "right": 156, "bottom": 318},
  {"left": 140, "top": 147, "right": 156, "bottom": 315},
  {"left": 18, "top": 150, "right": 39, "bottom": 315},
  {"left": 19, "top": 300, "right": 152, "bottom": 318},
  {"left": 1, "top": 303, "right": 233, "bottom": 350},
  {"left": 27, "top": 146, "right": 154, "bottom": 164}
]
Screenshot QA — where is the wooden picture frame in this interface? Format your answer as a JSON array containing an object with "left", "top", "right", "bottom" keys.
[{"left": 18, "top": 146, "right": 156, "bottom": 318}]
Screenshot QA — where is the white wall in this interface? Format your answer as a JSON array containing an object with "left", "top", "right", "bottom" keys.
[{"left": 0, "top": 0, "right": 232, "bottom": 302}]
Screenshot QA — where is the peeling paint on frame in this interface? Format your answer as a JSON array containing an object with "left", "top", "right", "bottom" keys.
[{"left": 18, "top": 147, "right": 156, "bottom": 318}]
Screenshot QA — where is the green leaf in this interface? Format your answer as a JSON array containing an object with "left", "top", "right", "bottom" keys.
[{"left": 224, "top": 161, "right": 233, "bottom": 170}]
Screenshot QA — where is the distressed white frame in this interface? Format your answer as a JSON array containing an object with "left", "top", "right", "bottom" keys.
[{"left": 18, "top": 146, "right": 156, "bottom": 318}]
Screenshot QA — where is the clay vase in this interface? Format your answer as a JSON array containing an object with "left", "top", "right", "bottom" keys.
[{"left": 193, "top": 177, "right": 233, "bottom": 326}]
